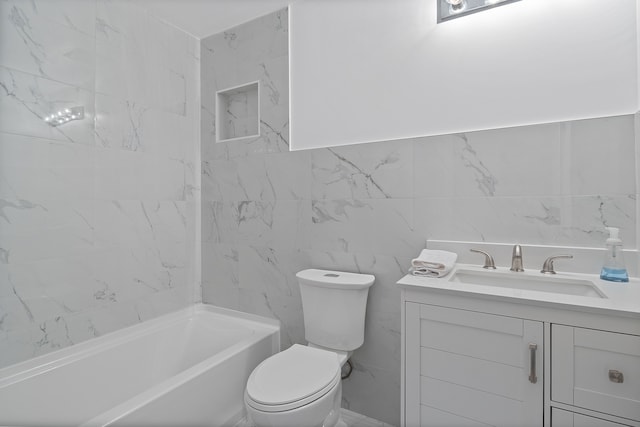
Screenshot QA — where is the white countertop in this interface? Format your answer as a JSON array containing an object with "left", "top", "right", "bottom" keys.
[{"left": 397, "top": 264, "right": 640, "bottom": 319}]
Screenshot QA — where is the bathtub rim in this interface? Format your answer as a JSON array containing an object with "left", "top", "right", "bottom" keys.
[{"left": 0, "top": 304, "right": 280, "bottom": 389}]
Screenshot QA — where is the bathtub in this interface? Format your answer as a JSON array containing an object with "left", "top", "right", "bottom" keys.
[{"left": 0, "top": 304, "right": 280, "bottom": 427}]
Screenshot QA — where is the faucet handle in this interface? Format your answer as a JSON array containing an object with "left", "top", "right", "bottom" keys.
[
  {"left": 470, "top": 249, "right": 497, "bottom": 269},
  {"left": 541, "top": 254, "right": 573, "bottom": 274}
]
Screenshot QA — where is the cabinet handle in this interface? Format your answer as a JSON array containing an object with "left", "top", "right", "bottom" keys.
[
  {"left": 528, "top": 343, "right": 538, "bottom": 384},
  {"left": 609, "top": 370, "right": 624, "bottom": 383}
]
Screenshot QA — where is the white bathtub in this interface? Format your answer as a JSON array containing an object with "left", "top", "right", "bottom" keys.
[{"left": 0, "top": 304, "right": 280, "bottom": 427}]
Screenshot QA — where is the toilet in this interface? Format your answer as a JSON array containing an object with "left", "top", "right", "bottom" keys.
[{"left": 244, "top": 269, "right": 375, "bottom": 427}]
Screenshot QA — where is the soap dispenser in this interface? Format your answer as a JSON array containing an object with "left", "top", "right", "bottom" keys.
[{"left": 600, "top": 227, "right": 629, "bottom": 282}]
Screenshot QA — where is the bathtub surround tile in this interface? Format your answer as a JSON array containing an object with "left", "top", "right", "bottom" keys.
[
  {"left": 0, "top": 0, "right": 97, "bottom": 89},
  {"left": 0, "top": 134, "right": 95, "bottom": 199},
  {"left": 0, "top": 329, "right": 33, "bottom": 368},
  {"left": 202, "top": 242, "right": 240, "bottom": 307},
  {"left": 1, "top": 0, "right": 199, "bottom": 369},
  {"left": 93, "top": 148, "right": 187, "bottom": 201},
  {"left": 0, "top": 66, "right": 95, "bottom": 145}
]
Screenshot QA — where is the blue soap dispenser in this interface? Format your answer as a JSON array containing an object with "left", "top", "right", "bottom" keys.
[{"left": 600, "top": 227, "right": 629, "bottom": 282}]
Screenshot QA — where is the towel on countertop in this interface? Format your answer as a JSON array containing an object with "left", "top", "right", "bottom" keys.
[{"left": 409, "top": 249, "right": 458, "bottom": 278}]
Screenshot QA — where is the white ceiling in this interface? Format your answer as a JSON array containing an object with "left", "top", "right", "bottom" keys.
[{"left": 137, "top": 0, "right": 295, "bottom": 39}]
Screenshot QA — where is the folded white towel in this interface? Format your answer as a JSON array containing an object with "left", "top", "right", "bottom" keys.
[{"left": 409, "top": 249, "right": 458, "bottom": 278}]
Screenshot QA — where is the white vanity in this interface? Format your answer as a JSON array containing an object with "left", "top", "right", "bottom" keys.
[{"left": 398, "top": 264, "right": 640, "bottom": 427}]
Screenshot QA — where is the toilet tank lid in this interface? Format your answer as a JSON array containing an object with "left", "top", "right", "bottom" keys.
[{"left": 296, "top": 269, "right": 375, "bottom": 289}]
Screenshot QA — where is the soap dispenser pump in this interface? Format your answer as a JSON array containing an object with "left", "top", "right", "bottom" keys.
[{"left": 600, "top": 227, "right": 629, "bottom": 282}]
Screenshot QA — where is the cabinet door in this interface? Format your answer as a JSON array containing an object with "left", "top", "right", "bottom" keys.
[
  {"left": 405, "top": 303, "right": 543, "bottom": 427},
  {"left": 551, "top": 408, "right": 633, "bottom": 427},
  {"left": 552, "top": 325, "right": 640, "bottom": 422}
]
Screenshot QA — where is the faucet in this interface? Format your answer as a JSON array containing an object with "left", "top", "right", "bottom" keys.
[{"left": 510, "top": 244, "right": 524, "bottom": 272}]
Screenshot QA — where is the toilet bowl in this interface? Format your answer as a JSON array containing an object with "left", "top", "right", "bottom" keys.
[
  {"left": 244, "top": 269, "right": 375, "bottom": 427},
  {"left": 244, "top": 344, "right": 344, "bottom": 427}
]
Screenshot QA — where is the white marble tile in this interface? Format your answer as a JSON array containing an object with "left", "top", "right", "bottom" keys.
[
  {"left": 342, "top": 361, "right": 400, "bottom": 427},
  {"left": 0, "top": 0, "right": 96, "bottom": 89},
  {"left": 237, "top": 245, "right": 307, "bottom": 347},
  {"left": 0, "top": 329, "right": 35, "bottom": 368},
  {"left": 414, "top": 194, "right": 636, "bottom": 248},
  {"left": 0, "top": 218, "right": 93, "bottom": 265},
  {"left": 565, "top": 115, "right": 636, "bottom": 195},
  {"left": 258, "top": 56, "right": 288, "bottom": 110},
  {"left": 201, "top": 8, "right": 287, "bottom": 86},
  {"left": 340, "top": 409, "right": 397, "bottom": 427},
  {"left": 0, "top": 134, "right": 94, "bottom": 201},
  {"left": 93, "top": 148, "right": 186, "bottom": 201},
  {"left": 96, "top": 1, "right": 194, "bottom": 115},
  {"left": 569, "top": 195, "right": 636, "bottom": 247},
  {"left": 235, "top": 409, "right": 395, "bottom": 427},
  {"left": 202, "top": 151, "right": 309, "bottom": 203},
  {"left": 200, "top": 10, "right": 289, "bottom": 160},
  {"left": 202, "top": 200, "right": 308, "bottom": 250},
  {"left": 201, "top": 242, "right": 240, "bottom": 304},
  {"left": 309, "top": 199, "right": 422, "bottom": 258},
  {"left": 95, "top": 93, "right": 149, "bottom": 151},
  {"left": 413, "top": 123, "right": 564, "bottom": 198},
  {"left": 312, "top": 139, "right": 413, "bottom": 199},
  {"left": 0, "top": 0, "right": 199, "bottom": 371},
  {"left": 0, "top": 66, "right": 95, "bottom": 145}
]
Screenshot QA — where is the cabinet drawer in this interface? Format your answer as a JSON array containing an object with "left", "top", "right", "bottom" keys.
[
  {"left": 552, "top": 325, "right": 640, "bottom": 422},
  {"left": 551, "top": 408, "right": 633, "bottom": 427}
]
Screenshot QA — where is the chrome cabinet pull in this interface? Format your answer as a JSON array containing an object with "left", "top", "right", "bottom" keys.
[
  {"left": 609, "top": 369, "right": 624, "bottom": 383},
  {"left": 529, "top": 343, "right": 538, "bottom": 384}
]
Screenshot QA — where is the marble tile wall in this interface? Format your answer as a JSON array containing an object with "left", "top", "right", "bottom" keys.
[
  {"left": 0, "top": 0, "right": 200, "bottom": 368},
  {"left": 201, "top": 8, "right": 638, "bottom": 426}
]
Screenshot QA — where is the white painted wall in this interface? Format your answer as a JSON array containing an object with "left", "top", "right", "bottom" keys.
[{"left": 290, "top": 0, "right": 638, "bottom": 150}]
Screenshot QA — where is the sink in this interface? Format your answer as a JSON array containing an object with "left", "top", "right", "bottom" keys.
[{"left": 449, "top": 269, "right": 607, "bottom": 298}]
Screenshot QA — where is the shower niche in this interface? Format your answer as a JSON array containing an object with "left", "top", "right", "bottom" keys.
[{"left": 216, "top": 81, "right": 260, "bottom": 142}]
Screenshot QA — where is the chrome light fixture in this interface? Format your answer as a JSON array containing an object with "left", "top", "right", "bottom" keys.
[
  {"left": 44, "top": 106, "right": 84, "bottom": 126},
  {"left": 438, "top": 0, "right": 521, "bottom": 23}
]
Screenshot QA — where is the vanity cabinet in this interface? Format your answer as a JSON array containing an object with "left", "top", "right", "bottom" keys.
[
  {"left": 404, "top": 302, "right": 543, "bottom": 427},
  {"left": 399, "top": 274, "right": 640, "bottom": 427}
]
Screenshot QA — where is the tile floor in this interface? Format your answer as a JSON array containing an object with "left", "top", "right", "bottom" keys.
[
  {"left": 341, "top": 408, "right": 396, "bottom": 427},
  {"left": 235, "top": 408, "right": 396, "bottom": 427}
]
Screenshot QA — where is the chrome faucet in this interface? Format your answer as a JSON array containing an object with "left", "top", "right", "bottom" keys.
[{"left": 510, "top": 244, "right": 524, "bottom": 272}]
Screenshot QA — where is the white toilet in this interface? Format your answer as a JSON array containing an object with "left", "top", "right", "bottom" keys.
[{"left": 244, "top": 269, "right": 375, "bottom": 427}]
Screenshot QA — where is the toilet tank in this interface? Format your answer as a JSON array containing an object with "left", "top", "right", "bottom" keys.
[{"left": 297, "top": 269, "right": 375, "bottom": 352}]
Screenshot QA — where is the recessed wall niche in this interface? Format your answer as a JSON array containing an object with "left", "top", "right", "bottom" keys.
[{"left": 216, "top": 81, "right": 260, "bottom": 142}]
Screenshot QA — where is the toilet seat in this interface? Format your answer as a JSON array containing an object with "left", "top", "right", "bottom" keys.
[{"left": 245, "top": 344, "right": 341, "bottom": 413}]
